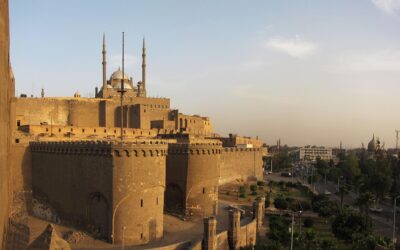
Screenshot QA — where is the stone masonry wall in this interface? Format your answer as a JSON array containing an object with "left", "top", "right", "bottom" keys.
[
  {"left": 0, "top": 0, "right": 11, "bottom": 248},
  {"left": 219, "top": 148, "right": 263, "bottom": 185}
]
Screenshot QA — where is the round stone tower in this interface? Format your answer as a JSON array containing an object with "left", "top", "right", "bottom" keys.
[{"left": 111, "top": 140, "right": 168, "bottom": 245}]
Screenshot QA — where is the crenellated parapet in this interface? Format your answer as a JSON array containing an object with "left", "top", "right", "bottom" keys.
[
  {"left": 222, "top": 147, "right": 261, "bottom": 153},
  {"left": 30, "top": 140, "right": 113, "bottom": 156},
  {"left": 112, "top": 140, "right": 168, "bottom": 157},
  {"left": 168, "top": 142, "right": 222, "bottom": 155},
  {"left": 29, "top": 139, "right": 168, "bottom": 157}
]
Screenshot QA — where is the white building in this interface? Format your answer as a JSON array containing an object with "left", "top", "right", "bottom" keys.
[{"left": 298, "top": 147, "right": 332, "bottom": 162}]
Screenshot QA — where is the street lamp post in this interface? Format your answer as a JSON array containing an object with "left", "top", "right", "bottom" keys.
[
  {"left": 290, "top": 213, "right": 294, "bottom": 250},
  {"left": 393, "top": 195, "right": 400, "bottom": 244}
]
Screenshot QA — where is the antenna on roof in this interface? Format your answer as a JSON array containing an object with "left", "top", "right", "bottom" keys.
[{"left": 118, "top": 32, "right": 126, "bottom": 143}]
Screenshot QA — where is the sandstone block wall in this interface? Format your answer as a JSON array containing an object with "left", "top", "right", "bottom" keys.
[
  {"left": 30, "top": 140, "right": 167, "bottom": 246},
  {"left": 219, "top": 148, "right": 263, "bottom": 185},
  {"left": 112, "top": 141, "right": 167, "bottom": 245},
  {"left": 166, "top": 143, "right": 222, "bottom": 217},
  {"left": 0, "top": 0, "right": 10, "bottom": 248}
]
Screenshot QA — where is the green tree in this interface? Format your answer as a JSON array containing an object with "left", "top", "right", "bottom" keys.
[
  {"left": 338, "top": 185, "right": 350, "bottom": 209},
  {"left": 332, "top": 209, "right": 372, "bottom": 241},
  {"left": 355, "top": 191, "right": 374, "bottom": 218},
  {"left": 268, "top": 215, "right": 290, "bottom": 245},
  {"left": 339, "top": 154, "right": 360, "bottom": 184}
]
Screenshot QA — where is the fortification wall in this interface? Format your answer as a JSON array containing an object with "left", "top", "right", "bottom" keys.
[
  {"left": 23, "top": 124, "right": 158, "bottom": 139},
  {"left": 68, "top": 100, "right": 101, "bottom": 127},
  {"left": 30, "top": 141, "right": 114, "bottom": 239},
  {"left": 10, "top": 143, "right": 31, "bottom": 210},
  {"left": 167, "top": 143, "right": 222, "bottom": 217},
  {"left": 219, "top": 148, "right": 263, "bottom": 185},
  {"left": 111, "top": 140, "right": 167, "bottom": 245},
  {"left": 16, "top": 98, "right": 70, "bottom": 126},
  {"left": 0, "top": 0, "right": 10, "bottom": 248}
]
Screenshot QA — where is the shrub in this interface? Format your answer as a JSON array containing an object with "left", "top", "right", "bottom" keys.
[
  {"left": 239, "top": 185, "right": 246, "bottom": 194},
  {"left": 239, "top": 193, "right": 246, "bottom": 198},
  {"left": 251, "top": 190, "right": 258, "bottom": 196},
  {"left": 311, "top": 194, "right": 338, "bottom": 217},
  {"left": 274, "top": 194, "right": 288, "bottom": 210},
  {"left": 257, "top": 181, "right": 265, "bottom": 186},
  {"left": 250, "top": 184, "right": 258, "bottom": 192},
  {"left": 303, "top": 218, "right": 314, "bottom": 228}
]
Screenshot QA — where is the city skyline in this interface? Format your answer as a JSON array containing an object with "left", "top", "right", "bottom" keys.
[{"left": 9, "top": 0, "right": 400, "bottom": 147}]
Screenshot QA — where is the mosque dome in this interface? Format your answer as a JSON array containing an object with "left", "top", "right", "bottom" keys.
[
  {"left": 368, "top": 135, "right": 376, "bottom": 152},
  {"left": 110, "top": 68, "right": 129, "bottom": 81}
]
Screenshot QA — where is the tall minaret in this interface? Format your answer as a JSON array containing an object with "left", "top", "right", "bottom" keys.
[
  {"left": 102, "top": 33, "right": 107, "bottom": 90},
  {"left": 142, "top": 37, "right": 146, "bottom": 94}
]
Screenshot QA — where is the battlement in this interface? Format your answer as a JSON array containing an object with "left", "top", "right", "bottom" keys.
[
  {"left": 168, "top": 142, "right": 222, "bottom": 155},
  {"left": 222, "top": 147, "right": 261, "bottom": 153},
  {"left": 30, "top": 139, "right": 168, "bottom": 157}
]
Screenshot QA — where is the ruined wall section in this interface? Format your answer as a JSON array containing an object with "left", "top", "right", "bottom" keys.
[
  {"left": 219, "top": 148, "right": 263, "bottom": 185},
  {"left": 167, "top": 142, "right": 222, "bottom": 217},
  {"left": 112, "top": 140, "right": 167, "bottom": 245},
  {"left": 0, "top": 0, "right": 10, "bottom": 248},
  {"left": 30, "top": 141, "right": 114, "bottom": 238}
]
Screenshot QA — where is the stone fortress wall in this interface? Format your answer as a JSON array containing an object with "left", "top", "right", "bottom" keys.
[
  {"left": 166, "top": 142, "right": 222, "bottom": 217},
  {"left": 0, "top": 0, "right": 11, "bottom": 249},
  {"left": 29, "top": 140, "right": 168, "bottom": 245},
  {"left": 6, "top": 22, "right": 265, "bottom": 248},
  {"left": 15, "top": 96, "right": 211, "bottom": 136}
]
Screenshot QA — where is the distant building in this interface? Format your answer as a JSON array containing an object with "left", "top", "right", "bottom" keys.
[{"left": 297, "top": 146, "right": 332, "bottom": 162}]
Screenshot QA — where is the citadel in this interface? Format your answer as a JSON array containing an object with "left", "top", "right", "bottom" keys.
[{"left": 3, "top": 28, "right": 266, "bottom": 249}]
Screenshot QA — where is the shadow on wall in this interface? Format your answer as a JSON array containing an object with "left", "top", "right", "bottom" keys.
[{"left": 164, "top": 183, "right": 184, "bottom": 214}]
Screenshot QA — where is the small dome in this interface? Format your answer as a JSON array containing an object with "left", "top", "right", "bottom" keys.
[
  {"left": 368, "top": 134, "right": 376, "bottom": 152},
  {"left": 110, "top": 68, "right": 129, "bottom": 81}
]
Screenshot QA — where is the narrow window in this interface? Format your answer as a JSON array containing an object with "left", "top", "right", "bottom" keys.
[
  {"left": 203, "top": 187, "right": 205, "bottom": 194},
  {"left": 156, "top": 197, "right": 158, "bottom": 205},
  {"left": 15, "top": 138, "right": 20, "bottom": 144},
  {"left": 58, "top": 128, "right": 61, "bottom": 132},
  {"left": 82, "top": 129, "right": 85, "bottom": 133},
  {"left": 46, "top": 128, "right": 49, "bottom": 132},
  {"left": 140, "top": 233, "right": 143, "bottom": 239},
  {"left": 141, "top": 199, "right": 143, "bottom": 207},
  {"left": 17, "top": 120, "right": 20, "bottom": 127}
]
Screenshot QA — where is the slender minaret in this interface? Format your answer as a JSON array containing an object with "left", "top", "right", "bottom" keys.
[
  {"left": 142, "top": 37, "right": 146, "bottom": 94},
  {"left": 102, "top": 33, "right": 107, "bottom": 90}
]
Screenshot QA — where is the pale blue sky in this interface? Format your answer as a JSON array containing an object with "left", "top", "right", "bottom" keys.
[{"left": 9, "top": 0, "right": 400, "bottom": 147}]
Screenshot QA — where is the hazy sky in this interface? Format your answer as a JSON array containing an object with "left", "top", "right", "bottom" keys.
[{"left": 9, "top": 0, "right": 400, "bottom": 148}]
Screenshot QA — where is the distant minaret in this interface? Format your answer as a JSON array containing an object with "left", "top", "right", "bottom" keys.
[
  {"left": 41, "top": 88, "right": 44, "bottom": 98},
  {"left": 142, "top": 37, "right": 146, "bottom": 95},
  {"left": 102, "top": 33, "right": 107, "bottom": 91}
]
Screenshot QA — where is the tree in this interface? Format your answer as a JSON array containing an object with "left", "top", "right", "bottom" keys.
[
  {"left": 268, "top": 215, "right": 290, "bottom": 245},
  {"left": 274, "top": 194, "right": 288, "bottom": 210},
  {"left": 355, "top": 191, "right": 374, "bottom": 218},
  {"left": 332, "top": 209, "right": 372, "bottom": 241},
  {"left": 352, "top": 233, "right": 393, "bottom": 250},
  {"left": 339, "top": 154, "right": 360, "bottom": 184}
]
